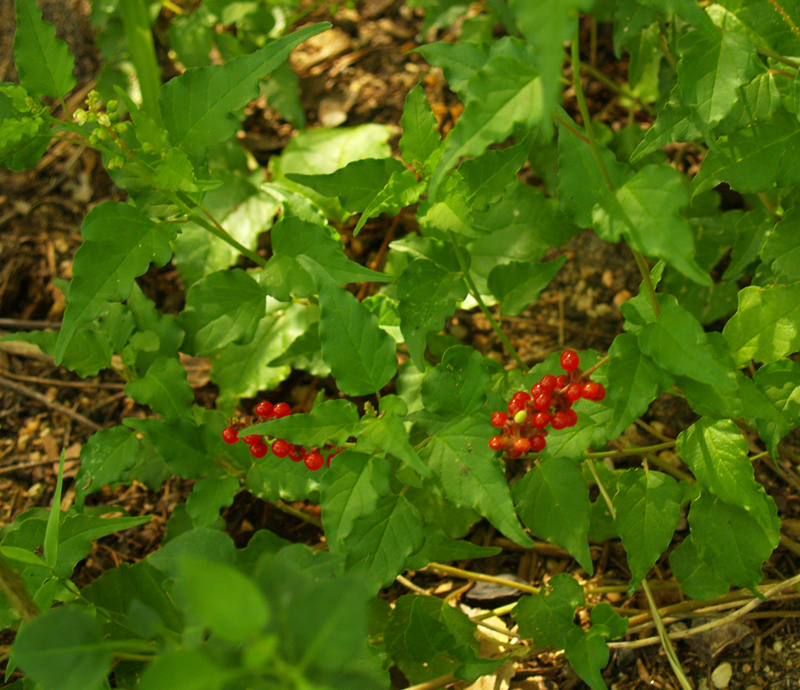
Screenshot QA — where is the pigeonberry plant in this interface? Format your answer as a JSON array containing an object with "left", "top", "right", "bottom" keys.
[{"left": 2, "top": 0, "right": 800, "bottom": 689}]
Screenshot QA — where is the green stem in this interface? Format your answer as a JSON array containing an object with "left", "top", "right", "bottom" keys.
[
  {"left": 756, "top": 44, "right": 800, "bottom": 70},
  {"left": 427, "top": 563, "right": 540, "bottom": 595},
  {"left": 273, "top": 500, "right": 322, "bottom": 528},
  {"left": 632, "top": 251, "right": 661, "bottom": 317},
  {"left": 588, "top": 458, "right": 691, "bottom": 690},
  {"left": 449, "top": 233, "right": 528, "bottom": 372},
  {"left": 767, "top": 0, "right": 800, "bottom": 38},
  {"left": 584, "top": 440, "right": 676, "bottom": 459},
  {"left": 573, "top": 21, "right": 662, "bottom": 318},
  {"left": 578, "top": 60, "right": 651, "bottom": 114},
  {"left": 571, "top": 24, "right": 615, "bottom": 194}
]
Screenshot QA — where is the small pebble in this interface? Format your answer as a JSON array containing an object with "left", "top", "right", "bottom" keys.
[
  {"left": 711, "top": 661, "right": 733, "bottom": 689},
  {"left": 742, "top": 664, "right": 751, "bottom": 673},
  {"left": 773, "top": 640, "right": 783, "bottom": 653}
]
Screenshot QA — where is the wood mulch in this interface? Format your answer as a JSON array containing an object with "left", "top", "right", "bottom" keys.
[{"left": 2, "top": 1, "right": 800, "bottom": 689}]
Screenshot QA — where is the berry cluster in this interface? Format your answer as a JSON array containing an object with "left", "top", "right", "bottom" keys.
[
  {"left": 488, "top": 350, "right": 606, "bottom": 458},
  {"left": 222, "top": 401, "right": 343, "bottom": 471}
]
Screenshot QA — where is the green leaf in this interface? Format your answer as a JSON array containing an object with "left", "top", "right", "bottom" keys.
[
  {"left": 14, "top": 607, "right": 111, "bottom": 690},
  {"left": 676, "top": 28, "right": 760, "bottom": 128},
  {"left": 592, "top": 164, "right": 710, "bottom": 285},
  {"left": 13, "top": 0, "right": 76, "bottom": 98},
  {"left": 286, "top": 157, "right": 406, "bottom": 212},
  {"left": 420, "top": 413, "right": 534, "bottom": 547},
  {"left": 147, "top": 527, "right": 237, "bottom": 578},
  {"left": 136, "top": 649, "right": 230, "bottom": 690},
  {"left": 270, "top": 124, "right": 393, "bottom": 218},
  {"left": 160, "top": 23, "right": 329, "bottom": 159},
  {"left": 761, "top": 203, "right": 800, "bottom": 282},
  {"left": 342, "top": 493, "right": 425, "bottom": 593},
  {"left": 385, "top": 594, "right": 481, "bottom": 684},
  {"left": 488, "top": 256, "right": 566, "bottom": 316},
  {"left": 74, "top": 426, "right": 145, "bottom": 508},
  {"left": 637, "top": 299, "right": 736, "bottom": 391},
  {"left": 1, "top": 326, "right": 113, "bottom": 378},
  {"left": 400, "top": 82, "right": 442, "bottom": 176},
  {"left": 125, "top": 357, "right": 194, "bottom": 420},
  {"left": 557, "top": 121, "right": 633, "bottom": 228},
  {"left": 211, "top": 304, "right": 314, "bottom": 410},
  {"left": 723, "top": 283, "right": 800, "bottom": 365},
  {"left": 355, "top": 168, "right": 424, "bottom": 235},
  {"left": 513, "top": 573, "right": 584, "bottom": 648},
  {"left": 429, "top": 55, "right": 545, "bottom": 201},
  {"left": 421, "top": 346, "right": 492, "bottom": 417},
  {"left": 606, "top": 333, "right": 673, "bottom": 438},
  {"left": 612, "top": 470, "right": 681, "bottom": 589},
  {"left": 688, "top": 491, "right": 779, "bottom": 593},
  {"left": 753, "top": 359, "right": 800, "bottom": 456},
  {"left": 244, "top": 399, "right": 359, "bottom": 448},
  {"left": 271, "top": 214, "right": 390, "bottom": 289},
  {"left": 186, "top": 476, "right": 240, "bottom": 528},
  {"left": 669, "top": 535, "right": 731, "bottom": 600},
  {"left": 54, "top": 202, "right": 178, "bottom": 364},
  {"left": 631, "top": 91, "right": 702, "bottom": 162},
  {"left": 355, "top": 413, "right": 431, "bottom": 478},
  {"left": 177, "top": 268, "right": 267, "bottom": 356},
  {"left": 405, "top": 529, "right": 501, "bottom": 570},
  {"left": 640, "top": 0, "right": 717, "bottom": 32},
  {"left": 152, "top": 147, "right": 217, "bottom": 192},
  {"left": 125, "top": 417, "right": 218, "bottom": 478},
  {"left": 176, "top": 556, "right": 269, "bottom": 642},
  {"left": 564, "top": 627, "right": 611, "bottom": 690},
  {"left": 414, "top": 42, "right": 489, "bottom": 97},
  {"left": 508, "top": 0, "right": 592, "bottom": 131},
  {"left": 320, "top": 452, "right": 392, "bottom": 551},
  {"left": 0, "top": 85, "right": 51, "bottom": 170},
  {"left": 677, "top": 418, "right": 777, "bottom": 529},
  {"left": 397, "top": 257, "right": 468, "bottom": 371},
  {"left": 267, "top": 322, "right": 329, "bottom": 376},
  {"left": 513, "top": 457, "right": 593, "bottom": 574},
  {"left": 693, "top": 108, "right": 800, "bottom": 195},
  {"left": 81, "top": 560, "right": 182, "bottom": 636},
  {"left": 316, "top": 278, "right": 397, "bottom": 396},
  {"left": 459, "top": 136, "right": 531, "bottom": 209}
]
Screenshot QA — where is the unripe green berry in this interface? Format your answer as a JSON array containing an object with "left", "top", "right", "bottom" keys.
[
  {"left": 513, "top": 409, "right": 528, "bottom": 425},
  {"left": 107, "top": 100, "right": 118, "bottom": 113}
]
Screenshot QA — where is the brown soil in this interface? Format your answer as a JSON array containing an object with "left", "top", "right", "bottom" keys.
[{"left": 1, "top": 2, "right": 800, "bottom": 689}]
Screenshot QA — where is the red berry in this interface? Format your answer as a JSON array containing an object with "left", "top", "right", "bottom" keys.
[
  {"left": 534, "top": 393, "right": 552, "bottom": 411},
  {"left": 560, "top": 350, "right": 580, "bottom": 372},
  {"left": 532, "top": 411, "right": 550, "bottom": 429},
  {"left": 254, "top": 401, "right": 274, "bottom": 417},
  {"left": 304, "top": 452, "right": 324, "bottom": 471},
  {"left": 222, "top": 426, "right": 239, "bottom": 444},
  {"left": 489, "top": 436, "right": 505, "bottom": 451},
  {"left": 551, "top": 411, "right": 570, "bottom": 430},
  {"left": 513, "top": 437, "right": 531, "bottom": 453},
  {"left": 564, "top": 409, "right": 578, "bottom": 427},
  {"left": 530, "top": 434, "right": 546, "bottom": 452},
  {"left": 508, "top": 398, "right": 526, "bottom": 415},
  {"left": 594, "top": 384, "right": 606, "bottom": 401},
  {"left": 249, "top": 442, "right": 269, "bottom": 458},
  {"left": 530, "top": 383, "right": 543, "bottom": 397},
  {"left": 242, "top": 434, "right": 261, "bottom": 445},
  {"left": 582, "top": 381, "right": 600, "bottom": 400},
  {"left": 507, "top": 448, "right": 522, "bottom": 459},
  {"left": 273, "top": 402, "right": 291, "bottom": 418},
  {"left": 491, "top": 412, "right": 508, "bottom": 428},
  {"left": 556, "top": 375, "right": 567, "bottom": 388},
  {"left": 288, "top": 445, "right": 305, "bottom": 462},
  {"left": 540, "top": 374, "right": 557, "bottom": 392},
  {"left": 511, "top": 391, "right": 531, "bottom": 405},
  {"left": 565, "top": 383, "right": 583, "bottom": 402},
  {"left": 272, "top": 439, "right": 291, "bottom": 458},
  {"left": 326, "top": 450, "right": 341, "bottom": 467}
]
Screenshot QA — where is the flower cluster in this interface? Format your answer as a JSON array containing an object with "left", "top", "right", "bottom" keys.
[
  {"left": 488, "top": 350, "right": 606, "bottom": 458},
  {"left": 222, "top": 401, "right": 343, "bottom": 471}
]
